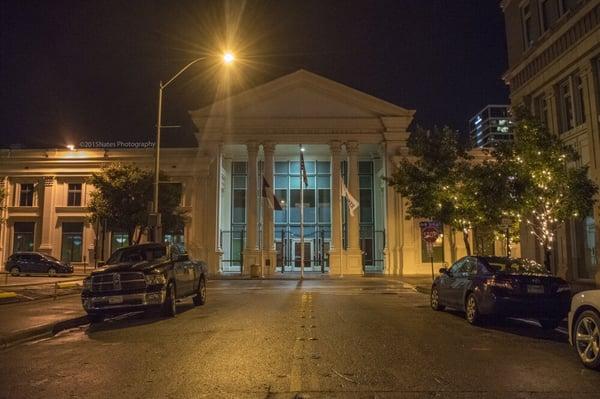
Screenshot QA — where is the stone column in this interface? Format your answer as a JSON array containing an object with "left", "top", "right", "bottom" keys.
[
  {"left": 262, "top": 142, "right": 277, "bottom": 275},
  {"left": 38, "top": 176, "right": 56, "bottom": 257},
  {"left": 345, "top": 141, "right": 363, "bottom": 274},
  {"left": 328, "top": 141, "right": 343, "bottom": 274},
  {"left": 205, "top": 144, "right": 223, "bottom": 276},
  {"left": 243, "top": 141, "right": 260, "bottom": 274},
  {"left": 580, "top": 61, "right": 600, "bottom": 286}
]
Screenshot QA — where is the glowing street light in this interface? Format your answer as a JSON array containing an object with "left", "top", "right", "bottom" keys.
[
  {"left": 152, "top": 53, "right": 236, "bottom": 241},
  {"left": 66, "top": 144, "right": 75, "bottom": 151},
  {"left": 223, "top": 52, "right": 235, "bottom": 64}
]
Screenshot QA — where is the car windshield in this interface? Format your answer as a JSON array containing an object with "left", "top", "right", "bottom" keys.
[
  {"left": 106, "top": 246, "right": 166, "bottom": 265},
  {"left": 485, "top": 258, "right": 549, "bottom": 275},
  {"left": 44, "top": 254, "right": 59, "bottom": 262}
]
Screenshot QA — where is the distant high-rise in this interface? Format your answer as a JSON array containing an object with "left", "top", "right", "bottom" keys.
[{"left": 469, "top": 104, "right": 512, "bottom": 148}]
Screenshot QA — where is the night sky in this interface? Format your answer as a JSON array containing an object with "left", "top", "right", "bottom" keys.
[{"left": 0, "top": 0, "right": 509, "bottom": 148}]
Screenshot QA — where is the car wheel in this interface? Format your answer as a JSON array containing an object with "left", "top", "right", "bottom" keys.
[
  {"left": 465, "top": 293, "right": 482, "bottom": 325},
  {"left": 9, "top": 266, "right": 20, "bottom": 277},
  {"left": 430, "top": 286, "right": 445, "bottom": 311},
  {"left": 539, "top": 318, "right": 561, "bottom": 330},
  {"left": 161, "top": 282, "right": 176, "bottom": 317},
  {"left": 47, "top": 267, "right": 57, "bottom": 277},
  {"left": 574, "top": 310, "right": 600, "bottom": 370},
  {"left": 88, "top": 313, "right": 104, "bottom": 323},
  {"left": 193, "top": 276, "right": 206, "bottom": 306}
]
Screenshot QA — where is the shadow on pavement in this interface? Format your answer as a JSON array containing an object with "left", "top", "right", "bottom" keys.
[
  {"left": 442, "top": 308, "right": 568, "bottom": 343},
  {"left": 86, "top": 302, "right": 196, "bottom": 334}
]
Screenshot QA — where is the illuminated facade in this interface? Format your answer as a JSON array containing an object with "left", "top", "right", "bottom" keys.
[
  {"left": 502, "top": 0, "right": 600, "bottom": 286},
  {"left": 469, "top": 105, "right": 512, "bottom": 148},
  {"left": 1, "top": 70, "right": 481, "bottom": 276}
]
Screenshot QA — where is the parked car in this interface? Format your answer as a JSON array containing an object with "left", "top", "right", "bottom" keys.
[
  {"left": 568, "top": 290, "right": 600, "bottom": 370},
  {"left": 6, "top": 252, "right": 74, "bottom": 277},
  {"left": 81, "top": 243, "right": 208, "bottom": 323},
  {"left": 431, "top": 256, "right": 571, "bottom": 328}
]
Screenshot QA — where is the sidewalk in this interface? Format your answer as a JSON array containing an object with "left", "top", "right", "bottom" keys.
[
  {"left": 397, "top": 275, "right": 434, "bottom": 294},
  {"left": 0, "top": 294, "right": 88, "bottom": 349}
]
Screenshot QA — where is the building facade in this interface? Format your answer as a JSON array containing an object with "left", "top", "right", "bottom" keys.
[
  {"left": 502, "top": 0, "right": 600, "bottom": 286},
  {"left": 1, "top": 70, "right": 481, "bottom": 276},
  {"left": 469, "top": 105, "right": 512, "bottom": 148}
]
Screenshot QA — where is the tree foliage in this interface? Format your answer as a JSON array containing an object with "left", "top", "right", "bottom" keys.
[
  {"left": 0, "top": 178, "right": 6, "bottom": 224},
  {"left": 88, "top": 163, "right": 187, "bottom": 245},
  {"left": 492, "top": 106, "right": 598, "bottom": 266},
  {"left": 387, "top": 125, "right": 504, "bottom": 255}
]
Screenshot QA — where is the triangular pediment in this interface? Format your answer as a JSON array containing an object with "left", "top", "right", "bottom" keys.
[{"left": 190, "top": 69, "right": 414, "bottom": 120}]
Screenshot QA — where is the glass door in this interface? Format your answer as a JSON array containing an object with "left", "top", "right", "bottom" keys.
[{"left": 292, "top": 240, "right": 313, "bottom": 271}]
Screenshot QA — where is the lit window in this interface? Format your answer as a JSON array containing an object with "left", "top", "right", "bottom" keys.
[
  {"left": 61, "top": 222, "right": 83, "bottom": 262},
  {"left": 574, "top": 74, "right": 586, "bottom": 126}
]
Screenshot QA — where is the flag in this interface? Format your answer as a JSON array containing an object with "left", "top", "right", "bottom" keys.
[
  {"left": 300, "top": 150, "right": 308, "bottom": 187},
  {"left": 262, "top": 176, "right": 283, "bottom": 211},
  {"left": 341, "top": 177, "right": 359, "bottom": 217}
]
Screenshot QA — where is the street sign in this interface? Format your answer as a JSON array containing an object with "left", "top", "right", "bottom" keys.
[
  {"left": 420, "top": 221, "right": 441, "bottom": 243},
  {"left": 422, "top": 227, "right": 440, "bottom": 243}
]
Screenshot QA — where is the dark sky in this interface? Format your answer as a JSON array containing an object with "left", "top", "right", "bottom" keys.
[{"left": 0, "top": 0, "right": 509, "bottom": 148}]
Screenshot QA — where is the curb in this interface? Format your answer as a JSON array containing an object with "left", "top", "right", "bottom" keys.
[
  {"left": 0, "top": 315, "right": 89, "bottom": 350},
  {"left": 399, "top": 280, "right": 432, "bottom": 295}
]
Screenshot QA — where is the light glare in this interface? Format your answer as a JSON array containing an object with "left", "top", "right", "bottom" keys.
[{"left": 223, "top": 52, "right": 235, "bottom": 64}]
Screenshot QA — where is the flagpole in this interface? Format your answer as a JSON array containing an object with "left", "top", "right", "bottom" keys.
[
  {"left": 300, "top": 161, "right": 304, "bottom": 281},
  {"left": 260, "top": 175, "right": 264, "bottom": 279}
]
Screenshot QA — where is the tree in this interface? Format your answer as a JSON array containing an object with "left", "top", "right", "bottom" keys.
[
  {"left": 0, "top": 178, "right": 6, "bottom": 224},
  {"left": 493, "top": 107, "right": 598, "bottom": 269},
  {"left": 387, "top": 125, "right": 494, "bottom": 256},
  {"left": 88, "top": 163, "right": 187, "bottom": 245}
]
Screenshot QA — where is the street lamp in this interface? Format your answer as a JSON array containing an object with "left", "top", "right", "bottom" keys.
[{"left": 152, "top": 53, "right": 235, "bottom": 242}]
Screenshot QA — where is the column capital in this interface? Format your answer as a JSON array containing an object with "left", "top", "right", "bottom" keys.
[
  {"left": 346, "top": 141, "right": 359, "bottom": 154},
  {"left": 262, "top": 142, "right": 276, "bottom": 155},
  {"left": 330, "top": 140, "right": 343, "bottom": 155},
  {"left": 43, "top": 176, "right": 55, "bottom": 187},
  {"left": 246, "top": 141, "right": 259, "bottom": 154}
]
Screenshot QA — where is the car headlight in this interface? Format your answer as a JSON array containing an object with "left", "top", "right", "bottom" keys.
[
  {"left": 83, "top": 278, "right": 92, "bottom": 291},
  {"left": 144, "top": 273, "right": 166, "bottom": 286}
]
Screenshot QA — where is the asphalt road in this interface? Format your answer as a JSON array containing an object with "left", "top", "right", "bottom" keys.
[{"left": 1, "top": 278, "right": 599, "bottom": 399}]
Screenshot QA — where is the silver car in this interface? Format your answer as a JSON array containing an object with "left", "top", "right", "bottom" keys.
[{"left": 568, "top": 290, "right": 600, "bottom": 370}]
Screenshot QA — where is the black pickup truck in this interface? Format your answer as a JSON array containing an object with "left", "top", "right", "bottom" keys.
[{"left": 81, "top": 243, "right": 207, "bottom": 322}]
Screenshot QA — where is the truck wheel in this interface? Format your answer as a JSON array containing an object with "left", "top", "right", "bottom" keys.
[
  {"left": 161, "top": 282, "right": 176, "bottom": 317},
  {"left": 574, "top": 310, "right": 600, "bottom": 370},
  {"left": 88, "top": 313, "right": 104, "bottom": 323},
  {"left": 193, "top": 276, "right": 206, "bottom": 306}
]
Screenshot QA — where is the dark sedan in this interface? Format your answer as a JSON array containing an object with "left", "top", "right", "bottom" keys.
[
  {"left": 6, "top": 252, "right": 74, "bottom": 277},
  {"left": 431, "top": 256, "right": 571, "bottom": 329}
]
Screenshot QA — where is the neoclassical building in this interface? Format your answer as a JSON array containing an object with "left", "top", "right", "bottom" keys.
[{"left": 1, "top": 70, "right": 479, "bottom": 276}]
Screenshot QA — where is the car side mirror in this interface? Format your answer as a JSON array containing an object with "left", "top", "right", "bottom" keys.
[{"left": 439, "top": 267, "right": 448, "bottom": 275}]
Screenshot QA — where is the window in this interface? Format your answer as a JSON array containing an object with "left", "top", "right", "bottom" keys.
[
  {"left": 61, "top": 222, "right": 83, "bottom": 262},
  {"left": 574, "top": 74, "right": 586, "bottom": 126},
  {"left": 575, "top": 216, "right": 597, "bottom": 279},
  {"left": 13, "top": 222, "right": 35, "bottom": 252},
  {"left": 19, "top": 183, "right": 34, "bottom": 206},
  {"left": 421, "top": 230, "right": 444, "bottom": 263},
  {"left": 533, "top": 94, "right": 549, "bottom": 127},
  {"left": 520, "top": 2, "right": 533, "bottom": 50},
  {"left": 67, "top": 183, "right": 82, "bottom": 206},
  {"left": 231, "top": 162, "right": 247, "bottom": 224},
  {"left": 558, "top": 78, "right": 575, "bottom": 133},
  {"left": 111, "top": 232, "right": 129, "bottom": 252},
  {"left": 539, "top": 0, "right": 551, "bottom": 32}
]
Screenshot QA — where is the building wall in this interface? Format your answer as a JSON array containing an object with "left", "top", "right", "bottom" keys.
[{"left": 503, "top": 0, "right": 600, "bottom": 287}]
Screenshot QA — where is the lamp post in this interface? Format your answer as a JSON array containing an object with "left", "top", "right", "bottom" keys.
[{"left": 152, "top": 53, "right": 235, "bottom": 242}]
